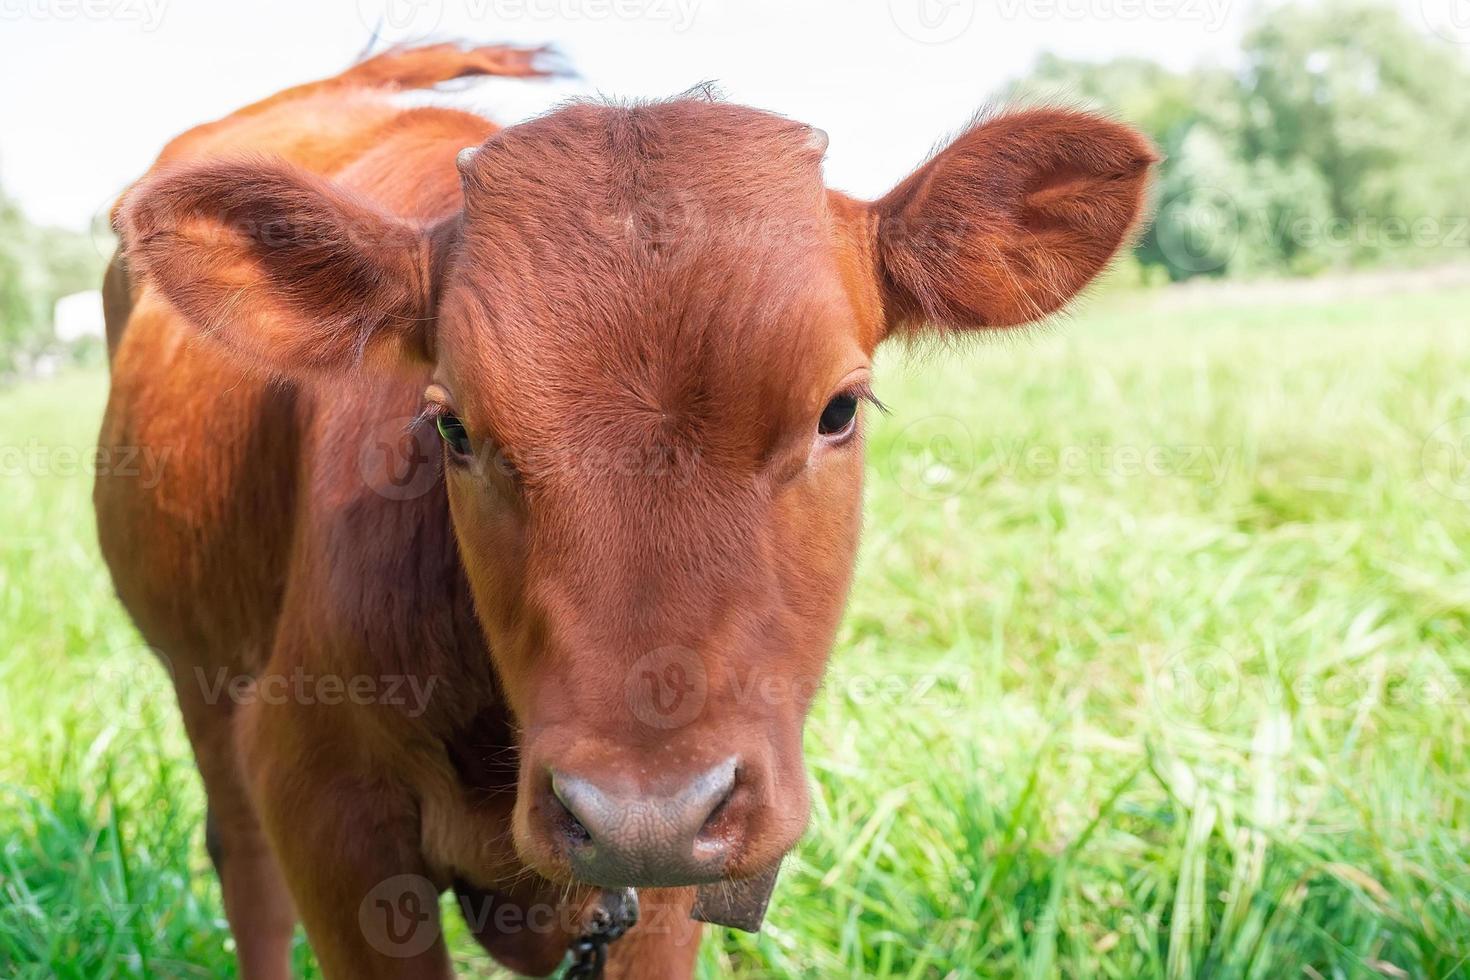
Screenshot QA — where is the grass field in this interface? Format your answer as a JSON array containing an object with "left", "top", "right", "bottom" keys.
[{"left": 2, "top": 282, "right": 1469, "bottom": 979}]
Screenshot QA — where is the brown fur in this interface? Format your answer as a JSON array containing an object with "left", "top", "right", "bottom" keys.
[{"left": 96, "top": 42, "right": 1155, "bottom": 978}]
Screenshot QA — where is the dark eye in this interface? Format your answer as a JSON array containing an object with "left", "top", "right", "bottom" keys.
[
  {"left": 435, "top": 412, "right": 472, "bottom": 457},
  {"left": 818, "top": 393, "right": 859, "bottom": 438}
]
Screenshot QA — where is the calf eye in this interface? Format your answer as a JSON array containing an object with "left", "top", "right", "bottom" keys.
[
  {"left": 435, "top": 413, "right": 473, "bottom": 457},
  {"left": 818, "top": 393, "right": 858, "bottom": 438}
]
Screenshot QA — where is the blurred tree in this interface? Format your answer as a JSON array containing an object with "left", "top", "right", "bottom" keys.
[
  {"left": 0, "top": 190, "right": 44, "bottom": 373},
  {"left": 0, "top": 170, "right": 106, "bottom": 377},
  {"left": 1243, "top": 0, "right": 1470, "bottom": 262},
  {"left": 1006, "top": 0, "right": 1470, "bottom": 280}
]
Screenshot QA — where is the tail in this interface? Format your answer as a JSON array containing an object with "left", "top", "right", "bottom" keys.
[
  {"left": 107, "top": 42, "right": 566, "bottom": 357},
  {"left": 142, "top": 42, "right": 564, "bottom": 173},
  {"left": 236, "top": 41, "right": 567, "bottom": 119}
]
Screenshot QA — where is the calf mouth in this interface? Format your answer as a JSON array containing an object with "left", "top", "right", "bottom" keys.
[
  {"left": 549, "top": 871, "right": 780, "bottom": 977},
  {"left": 574, "top": 863, "right": 780, "bottom": 935},
  {"left": 690, "top": 861, "right": 783, "bottom": 932}
]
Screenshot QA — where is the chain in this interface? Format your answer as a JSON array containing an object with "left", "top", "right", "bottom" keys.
[
  {"left": 563, "top": 932, "right": 611, "bottom": 979},
  {"left": 563, "top": 888, "right": 638, "bottom": 980}
]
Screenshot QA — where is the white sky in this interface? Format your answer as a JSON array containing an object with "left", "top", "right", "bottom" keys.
[{"left": 0, "top": 0, "right": 1264, "bottom": 231}]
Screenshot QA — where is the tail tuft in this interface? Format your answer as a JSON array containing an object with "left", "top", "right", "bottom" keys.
[{"left": 341, "top": 41, "right": 572, "bottom": 92}]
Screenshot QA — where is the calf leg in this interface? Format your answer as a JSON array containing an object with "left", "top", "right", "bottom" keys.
[
  {"left": 174, "top": 685, "right": 297, "bottom": 980},
  {"left": 237, "top": 695, "right": 454, "bottom": 980},
  {"left": 604, "top": 889, "right": 703, "bottom": 980}
]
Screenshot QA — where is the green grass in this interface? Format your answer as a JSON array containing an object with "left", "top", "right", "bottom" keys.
[{"left": 2, "top": 283, "right": 1469, "bottom": 978}]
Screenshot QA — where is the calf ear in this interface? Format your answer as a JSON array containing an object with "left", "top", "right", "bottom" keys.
[
  {"left": 120, "top": 159, "right": 448, "bottom": 377},
  {"left": 874, "top": 108, "right": 1157, "bottom": 334}
]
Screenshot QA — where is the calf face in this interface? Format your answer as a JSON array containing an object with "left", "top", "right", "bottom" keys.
[{"left": 122, "top": 98, "right": 1154, "bottom": 890}]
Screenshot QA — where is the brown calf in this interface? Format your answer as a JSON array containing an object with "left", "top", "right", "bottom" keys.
[{"left": 96, "top": 42, "right": 1155, "bottom": 978}]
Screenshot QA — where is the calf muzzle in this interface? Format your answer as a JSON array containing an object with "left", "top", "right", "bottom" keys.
[{"left": 549, "top": 757, "right": 737, "bottom": 888}]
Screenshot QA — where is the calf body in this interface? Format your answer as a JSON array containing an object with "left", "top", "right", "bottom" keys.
[
  {"left": 96, "top": 43, "right": 1153, "bottom": 978},
  {"left": 96, "top": 45, "right": 666, "bottom": 978}
]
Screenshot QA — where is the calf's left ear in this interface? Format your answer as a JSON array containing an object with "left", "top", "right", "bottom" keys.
[
  {"left": 119, "top": 158, "right": 449, "bottom": 379},
  {"left": 873, "top": 108, "right": 1158, "bottom": 334}
]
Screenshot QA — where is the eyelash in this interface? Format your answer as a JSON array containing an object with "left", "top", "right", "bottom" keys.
[
  {"left": 416, "top": 400, "right": 448, "bottom": 427},
  {"left": 417, "top": 401, "right": 455, "bottom": 442},
  {"left": 420, "top": 401, "right": 526, "bottom": 489},
  {"left": 418, "top": 383, "right": 887, "bottom": 473},
  {"left": 846, "top": 381, "right": 887, "bottom": 416}
]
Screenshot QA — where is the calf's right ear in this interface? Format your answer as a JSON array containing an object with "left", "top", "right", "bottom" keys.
[
  {"left": 120, "top": 159, "right": 449, "bottom": 378},
  {"left": 872, "top": 108, "right": 1158, "bottom": 335}
]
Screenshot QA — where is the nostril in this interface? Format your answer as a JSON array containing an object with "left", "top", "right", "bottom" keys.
[
  {"left": 560, "top": 808, "right": 593, "bottom": 847},
  {"left": 696, "top": 771, "right": 738, "bottom": 839},
  {"left": 685, "top": 757, "right": 738, "bottom": 846},
  {"left": 546, "top": 773, "right": 593, "bottom": 847},
  {"left": 548, "top": 758, "right": 741, "bottom": 885}
]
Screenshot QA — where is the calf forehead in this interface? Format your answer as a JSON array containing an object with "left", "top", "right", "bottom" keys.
[{"left": 443, "top": 98, "right": 850, "bottom": 456}]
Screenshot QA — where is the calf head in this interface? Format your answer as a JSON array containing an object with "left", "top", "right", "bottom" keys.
[{"left": 123, "top": 98, "right": 1154, "bottom": 893}]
